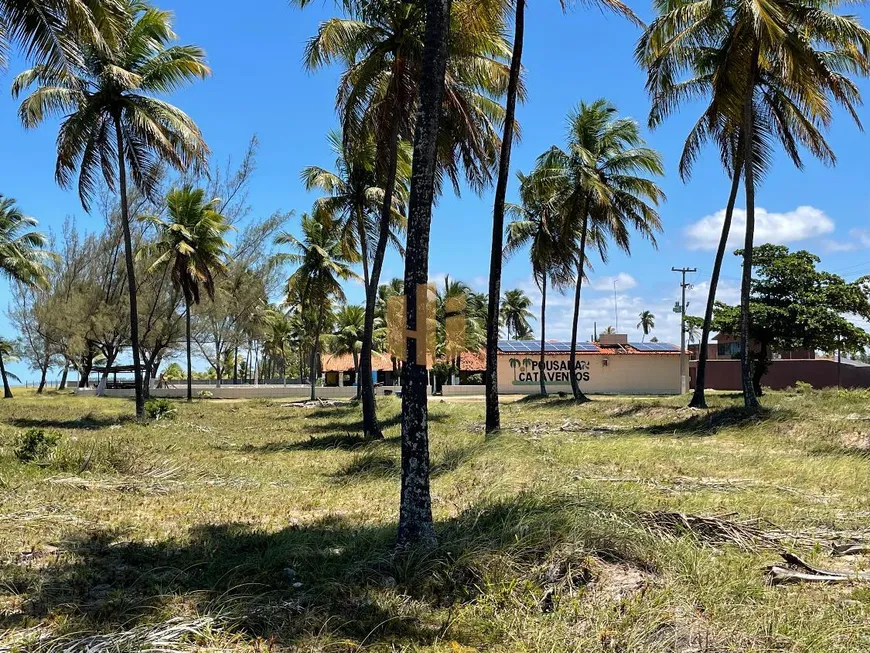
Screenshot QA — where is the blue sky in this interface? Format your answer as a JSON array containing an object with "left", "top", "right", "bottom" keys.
[{"left": 1, "top": 0, "right": 869, "bottom": 382}]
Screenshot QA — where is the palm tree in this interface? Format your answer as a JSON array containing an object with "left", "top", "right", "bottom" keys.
[
  {"left": 638, "top": 0, "right": 870, "bottom": 410},
  {"left": 295, "top": 0, "right": 511, "bottom": 440},
  {"left": 13, "top": 0, "right": 210, "bottom": 417},
  {"left": 144, "top": 186, "right": 231, "bottom": 402},
  {"left": 602, "top": 326, "right": 616, "bottom": 335},
  {"left": 302, "top": 131, "right": 408, "bottom": 291},
  {"left": 375, "top": 278, "right": 405, "bottom": 377},
  {"left": 0, "top": 337, "right": 21, "bottom": 399},
  {"left": 329, "top": 304, "right": 366, "bottom": 398},
  {"left": 396, "top": 0, "right": 453, "bottom": 549},
  {"left": 505, "top": 170, "right": 574, "bottom": 396},
  {"left": 0, "top": 0, "right": 120, "bottom": 73},
  {"left": 277, "top": 214, "right": 359, "bottom": 401},
  {"left": 539, "top": 100, "right": 664, "bottom": 402},
  {"left": 0, "top": 196, "right": 52, "bottom": 399},
  {"left": 262, "top": 308, "right": 294, "bottom": 386},
  {"left": 484, "top": 0, "right": 642, "bottom": 434},
  {"left": 500, "top": 289, "right": 534, "bottom": 341},
  {"left": 637, "top": 310, "right": 655, "bottom": 342},
  {"left": 302, "top": 130, "right": 408, "bottom": 436}
]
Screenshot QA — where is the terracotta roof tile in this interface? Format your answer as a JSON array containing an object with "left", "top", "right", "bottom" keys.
[{"left": 321, "top": 351, "right": 394, "bottom": 373}]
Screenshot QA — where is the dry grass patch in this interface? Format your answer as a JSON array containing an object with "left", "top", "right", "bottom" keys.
[{"left": 1, "top": 389, "right": 870, "bottom": 651}]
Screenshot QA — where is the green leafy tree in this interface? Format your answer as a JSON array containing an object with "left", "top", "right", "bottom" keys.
[
  {"left": 709, "top": 245, "right": 870, "bottom": 396},
  {"left": 638, "top": 0, "right": 870, "bottom": 410},
  {"left": 13, "top": 0, "right": 210, "bottom": 416},
  {"left": 144, "top": 186, "right": 232, "bottom": 402},
  {"left": 484, "top": 0, "right": 641, "bottom": 434},
  {"left": 637, "top": 310, "right": 655, "bottom": 342},
  {"left": 540, "top": 99, "right": 664, "bottom": 402}
]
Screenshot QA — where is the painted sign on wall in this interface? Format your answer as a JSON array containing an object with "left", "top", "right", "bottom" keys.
[{"left": 508, "top": 357, "right": 590, "bottom": 386}]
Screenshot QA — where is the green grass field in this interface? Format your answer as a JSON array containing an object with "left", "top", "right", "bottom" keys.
[{"left": 2, "top": 389, "right": 870, "bottom": 651}]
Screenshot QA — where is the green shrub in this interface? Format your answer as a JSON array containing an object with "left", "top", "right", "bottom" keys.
[
  {"left": 197, "top": 390, "right": 213, "bottom": 400},
  {"left": 145, "top": 398, "right": 176, "bottom": 421},
  {"left": 793, "top": 380, "right": 814, "bottom": 394},
  {"left": 13, "top": 429, "right": 60, "bottom": 464},
  {"left": 462, "top": 373, "right": 483, "bottom": 386}
]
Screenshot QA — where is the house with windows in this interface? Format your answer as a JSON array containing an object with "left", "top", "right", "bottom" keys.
[
  {"left": 321, "top": 351, "right": 397, "bottom": 387},
  {"left": 687, "top": 333, "right": 870, "bottom": 390},
  {"left": 688, "top": 333, "right": 815, "bottom": 361}
]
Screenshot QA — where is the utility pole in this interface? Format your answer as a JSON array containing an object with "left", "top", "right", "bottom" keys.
[{"left": 672, "top": 267, "right": 697, "bottom": 394}]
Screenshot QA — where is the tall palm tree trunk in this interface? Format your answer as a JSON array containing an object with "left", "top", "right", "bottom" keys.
[
  {"left": 690, "top": 142, "right": 743, "bottom": 409},
  {"left": 569, "top": 210, "right": 590, "bottom": 403},
  {"left": 311, "top": 305, "right": 326, "bottom": 402},
  {"left": 114, "top": 117, "right": 145, "bottom": 418},
  {"left": 352, "top": 348, "right": 361, "bottom": 400},
  {"left": 0, "top": 349, "right": 13, "bottom": 398},
  {"left": 739, "top": 62, "right": 760, "bottom": 411},
  {"left": 397, "top": 0, "right": 452, "bottom": 550},
  {"left": 357, "top": 210, "right": 371, "bottom": 291},
  {"left": 185, "top": 297, "right": 193, "bottom": 402},
  {"left": 360, "top": 120, "right": 402, "bottom": 440},
  {"left": 485, "top": 0, "right": 525, "bottom": 435},
  {"left": 539, "top": 270, "right": 548, "bottom": 397}
]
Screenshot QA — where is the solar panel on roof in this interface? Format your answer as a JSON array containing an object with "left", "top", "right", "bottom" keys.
[{"left": 499, "top": 340, "right": 602, "bottom": 353}]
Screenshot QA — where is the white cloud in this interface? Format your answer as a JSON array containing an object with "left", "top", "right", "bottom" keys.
[
  {"left": 685, "top": 205, "right": 834, "bottom": 251},
  {"left": 589, "top": 272, "right": 637, "bottom": 292},
  {"left": 470, "top": 275, "right": 489, "bottom": 291},
  {"left": 506, "top": 273, "right": 743, "bottom": 346},
  {"left": 823, "top": 228, "right": 870, "bottom": 253},
  {"left": 823, "top": 240, "right": 858, "bottom": 253}
]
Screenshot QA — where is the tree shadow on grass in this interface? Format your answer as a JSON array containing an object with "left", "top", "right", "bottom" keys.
[
  {"left": 637, "top": 406, "right": 791, "bottom": 437},
  {"left": 330, "top": 443, "right": 483, "bottom": 482},
  {"left": 515, "top": 393, "right": 585, "bottom": 407},
  {"left": 3, "top": 492, "right": 653, "bottom": 650},
  {"left": 7, "top": 414, "right": 126, "bottom": 430},
  {"left": 239, "top": 412, "right": 447, "bottom": 454}
]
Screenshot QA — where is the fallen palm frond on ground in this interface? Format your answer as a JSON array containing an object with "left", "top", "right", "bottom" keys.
[
  {"left": 281, "top": 399, "right": 348, "bottom": 408},
  {"left": 46, "top": 473, "right": 180, "bottom": 495},
  {"left": 767, "top": 552, "right": 870, "bottom": 584},
  {"left": 639, "top": 510, "right": 773, "bottom": 550},
  {"left": 1, "top": 617, "right": 221, "bottom": 652}
]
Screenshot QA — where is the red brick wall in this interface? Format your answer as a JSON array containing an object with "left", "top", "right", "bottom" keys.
[{"left": 689, "top": 359, "right": 870, "bottom": 390}]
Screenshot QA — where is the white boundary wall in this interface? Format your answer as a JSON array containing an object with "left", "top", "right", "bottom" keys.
[{"left": 76, "top": 385, "right": 489, "bottom": 400}]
